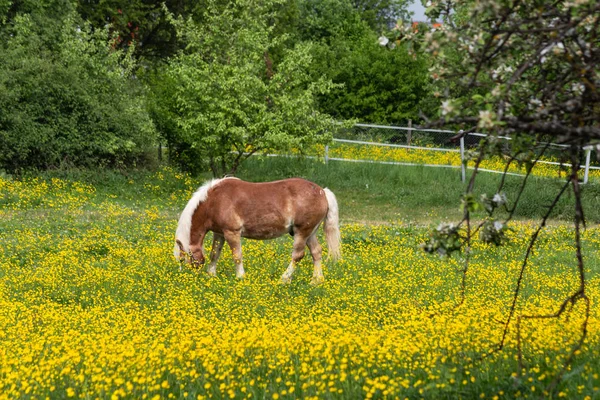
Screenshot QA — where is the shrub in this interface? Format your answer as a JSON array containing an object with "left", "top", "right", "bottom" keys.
[{"left": 0, "top": 12, "right": 156, "bottom": 172}]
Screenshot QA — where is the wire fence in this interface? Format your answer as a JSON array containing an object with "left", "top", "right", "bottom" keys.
[{"left": 326, "top": 123, "right": 598, "bottom": 183}]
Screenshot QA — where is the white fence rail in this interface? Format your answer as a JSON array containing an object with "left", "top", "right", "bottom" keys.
[{"left": 326, "top": 123, "right": 598, "bottom": 184}]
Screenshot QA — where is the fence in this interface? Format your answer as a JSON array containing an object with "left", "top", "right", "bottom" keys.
[{"left": 325, "top": 123, "right": 598, "bottom": 183}]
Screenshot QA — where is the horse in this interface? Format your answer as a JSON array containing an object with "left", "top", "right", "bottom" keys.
[{"left": 174, "top": 177, "right": 341, "bottom": 284}]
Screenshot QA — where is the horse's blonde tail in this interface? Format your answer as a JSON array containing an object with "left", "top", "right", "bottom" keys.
[{"left": 323, "top": 188, "right": 341, "bottom": 262}]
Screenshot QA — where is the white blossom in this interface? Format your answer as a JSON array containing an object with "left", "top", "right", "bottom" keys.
[
  {"left": 441, "top": 100, "right": 455, "bottom": 116},
  {"left": 492, "top": 65, "right": 514, "bottom": 80},
  {"left": 437, "top": 222, "right": 455, "bottom": 232},
  {"left": 529, "top": 98, "right": 542, "bottom": 106},
  {"left": 378, "top": 36, "right": 389, "bottom": 46},
  {"left": 571, "top": 82, "right": 585, "bottom": 96},
  {"left": 552, "top": 42, "right": 565, "bottom": 55},
  {"left": 478, "top": 110, "right": 495, "bottom": 129},
  {"left": 493, "top": 193, "right": 506, "bottom": 205}
]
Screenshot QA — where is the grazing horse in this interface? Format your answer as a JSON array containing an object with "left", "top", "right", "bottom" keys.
[{"left": 174, "top": 177, "right": 341, "bottom": 284}]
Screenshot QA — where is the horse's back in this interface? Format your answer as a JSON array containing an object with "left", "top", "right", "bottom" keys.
[
  {"left": 215, "top": 178, "right": 324, "bottom": 200},
  {"left": 206, "top": 178, "right": 328, "bottom": 238},
  {"left": 215, "top": 178, "right": 327, "bottom": 213}
]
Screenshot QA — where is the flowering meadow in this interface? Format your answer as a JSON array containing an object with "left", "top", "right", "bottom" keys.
[
  {"left": 1, "top": 168, "right": 599, "bottom": 399},
  {"left": 319, "top": 142, "right": 600, "bottom": 181}
]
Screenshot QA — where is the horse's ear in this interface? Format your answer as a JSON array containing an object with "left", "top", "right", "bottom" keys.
[{"left": 176, "top": 239, "right": 185, "bottom": 253}]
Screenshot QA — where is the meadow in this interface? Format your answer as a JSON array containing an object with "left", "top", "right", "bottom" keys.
[
  {"left": 310, "top": 138, "right": 600, "bottom": 182},
  {"left": 1, "top": 159, "right": 599, "bottom": 399}
]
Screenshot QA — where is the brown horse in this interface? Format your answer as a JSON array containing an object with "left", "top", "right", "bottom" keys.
[{"left": 174, "top": 177, "right": 341, "bottom": 284}]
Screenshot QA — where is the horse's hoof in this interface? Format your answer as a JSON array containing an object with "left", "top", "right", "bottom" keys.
[
  {"left": 236, "top": 273, "right": 245, "bottom": 279},
  {"left": 310, "top": 276, "right": 324, "bottom": 286},
  {"left": 280, "top": 276, "right": 292, "bottom": 284},
  {"left": 207, "top": 270, "right": 217, "bottom": 277}
]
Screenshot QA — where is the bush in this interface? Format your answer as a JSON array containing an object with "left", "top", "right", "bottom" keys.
[
  {"left": 312, "top": 31, "right": 433, "bottom": 124},
  {"left": 0, "top": 12, "right": 156, "bottom": 172}
]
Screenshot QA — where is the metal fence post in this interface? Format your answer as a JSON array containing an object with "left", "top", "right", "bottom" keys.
[
  {"left": 325, "top": 145, "right": 329, "bottom": 164},
  {"left": 407, "top": 119, "right": 412, "bottom": 146},
  {"left": 459, "top": 130, "right": 466, "bottom": 183},
  {"left": 583, "top": 146, "right": 591, "bottom": 184}
]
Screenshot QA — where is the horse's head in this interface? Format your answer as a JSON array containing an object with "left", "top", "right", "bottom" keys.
[{"left": 174, "top": 239, "right": 205, "bottom": 268}]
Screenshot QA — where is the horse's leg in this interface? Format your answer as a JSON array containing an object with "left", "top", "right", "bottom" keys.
[
  {"left": 189, "top": 231, "right": 206, "bottom": 270},
  {"left": 281, "top": 234, "right": 307, "bottom": 284},
  {"left": 207, "top": 233, "right": 225, "bottom": 277},
  {"left": 224, "top": 230, "right": 245, "bottom": 279},
  {"left": 307, "top": 233, "right": 324, "bottom": 285}
]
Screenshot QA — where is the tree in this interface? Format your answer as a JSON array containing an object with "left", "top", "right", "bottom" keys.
[
  {"left": 352, "top": 0, "right": 409, "bottom": 30},
  {"left": 313, "top": 31, "right": 432, "bottom": 124},
  {"left": 295, "top": 0, "right": 366, "bottom": 42},
  {"left": 294, "top": 0, "right": 433, "bottom": 124},
  {"left": 392, "top": 1, "right": 600, "bottom": 141},
  {"left": 156, "top": 0, "right": 341, "bottom": 177},
  {"left": 75, "top": 0, "right": 204, "bottom": 63},
  {"left": 1, "top": 0, "right": 77, "bottom": 46},
  {"left": 383, "top": 0, "right": 599, "bottom": 393}
]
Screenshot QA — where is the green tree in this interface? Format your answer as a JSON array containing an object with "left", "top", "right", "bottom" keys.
[
  {"left": 293, "top": 0, "right": 432, "bottom": 124},
  {"left": 0, "top": 0, "right": 76, "bottom": 45},
  {"left": 156, "top": 0, "right": 341, "bottom": 177},
  {"left": 0, "top": 10, "right": 156, "bottom": 172},
  {"left": 75, "top": 0, "right": 205, "bottom": 63},
  {"left": 295, "top": 0, "right": 365, "bottom": 42},
  {"left": 314, "top": 31, "right": 432, "bottom": 124},
  {"left": 352, "top": 0, "right": 409, "bottom": 30}
]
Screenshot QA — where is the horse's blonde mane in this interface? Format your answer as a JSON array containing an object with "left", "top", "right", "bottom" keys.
[{"left": 174, "top": 177, "right": 237, "bottom": 258}]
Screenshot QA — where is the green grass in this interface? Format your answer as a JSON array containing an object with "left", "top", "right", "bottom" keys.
[
  {"left": 27, "top": 156, "right": 600, "bottom": 225},
  {"left": 237, "top": 156, "right": 600, "bottom": 224}
]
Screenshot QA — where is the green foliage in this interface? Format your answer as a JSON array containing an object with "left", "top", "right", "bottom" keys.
[
  {"left": 0, "top": 0, "right": 76, "bottom": 44},
  {"left": 0, "top": 10, "right": 156, "bottom": 172},
  {"left": 404, "top": 0, "right": 600, "bottom": 141},
  {"left": 292, "top": 0, "right": 432, "bottom": 124},
  {"left": 75, "top": 0, "right": 203, "bottom": 63},
  {"left": 0, "top": 0, "right": 10, "bottom": 23},
  {"left": 156, "top": 0, "right": 342, "bottom": 177},
  {"left": 479, "top": 219, "right": 509, "bottom": 246},
  {"left": 351, "top": 0, "right": 409, "bottom": 30},
  {"left": 295, "top": 0, "right": 367, "bottom": 42},
  {"left": 313, "top": 31, "right": 433, "bottom": 124}
]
